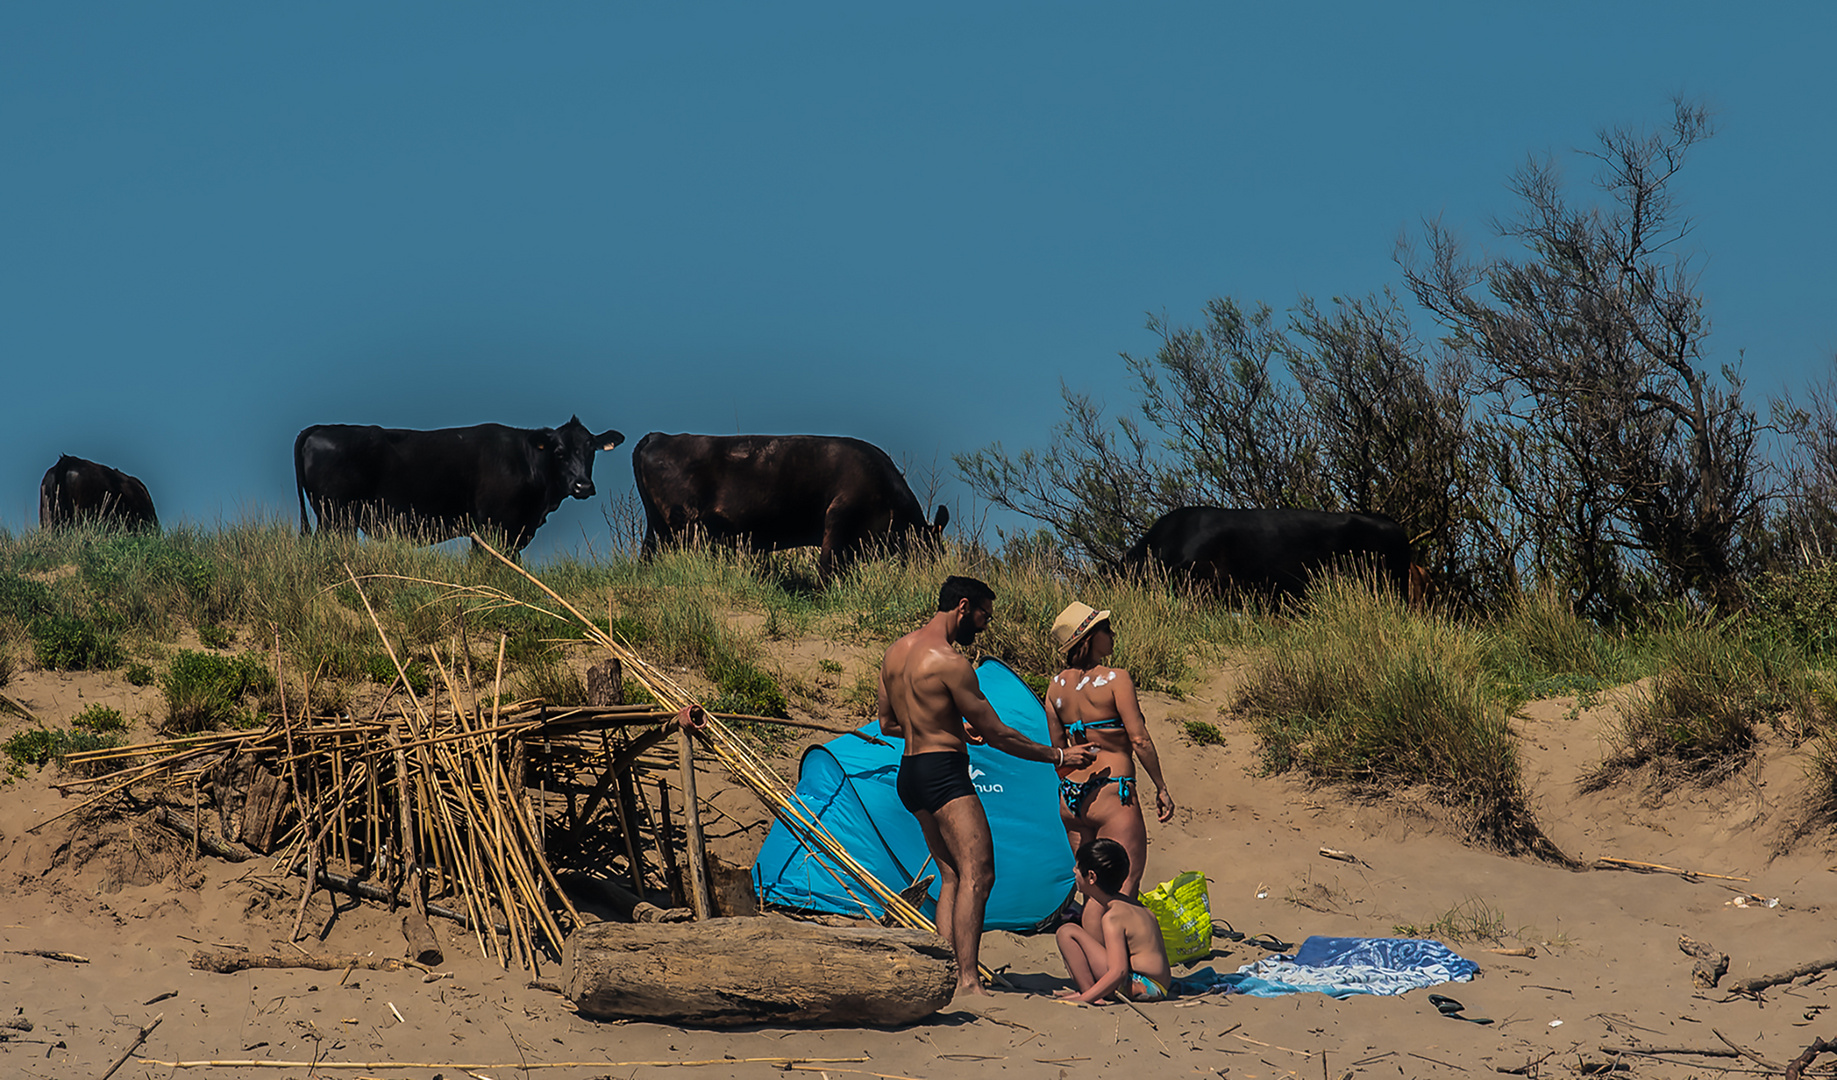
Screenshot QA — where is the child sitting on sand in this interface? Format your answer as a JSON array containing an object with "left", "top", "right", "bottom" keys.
[{"left": 1053, "top": 838, "right": 1174, "bottom": 1003}]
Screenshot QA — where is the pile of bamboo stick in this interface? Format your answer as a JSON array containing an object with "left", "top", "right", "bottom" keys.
[{"left": 42, "top": 539, "right": 945, "bottom": 977}]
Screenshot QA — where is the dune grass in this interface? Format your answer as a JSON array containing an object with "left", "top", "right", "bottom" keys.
[
  {"left": 7, "top": 518, "right": 1837, "bottom": 843},
  {"left": 1235, "top": 575, "right": 1563, "bottom": 858}
]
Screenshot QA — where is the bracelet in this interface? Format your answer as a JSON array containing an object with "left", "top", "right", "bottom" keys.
[{"left": 1055, "top": 747, "right": 1064, "bottom": 767}]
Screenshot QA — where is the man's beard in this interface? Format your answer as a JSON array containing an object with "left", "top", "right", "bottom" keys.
[{"left": 951, "top": 623, "right": 980, "bottom": 647}]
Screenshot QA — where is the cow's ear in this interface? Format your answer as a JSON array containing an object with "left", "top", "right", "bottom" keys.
[{"left": 595, "top": 429, "right": 625, "bottom": 451}]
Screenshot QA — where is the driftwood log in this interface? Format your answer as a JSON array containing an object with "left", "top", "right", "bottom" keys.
[
  {"left": 190, "top": 951, "right": 413, "bottom": 974},
  {"left": 1729, "top": 956, "right": 1837, "bottom": 996},
  {"left": 562, "top": 914, "right": 955, "bottom": 1027},
  {"left": 1787, "top": 1036, "right": 1837, "bottom": 1080},
  {"left": 1678, "top": 934, "right": 1728, "bottom": 988}
]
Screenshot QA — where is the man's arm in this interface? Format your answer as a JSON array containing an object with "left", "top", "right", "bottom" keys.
[
  {"left": 946, "top": 661, "right": 1093, "bottom": 768},
  {"left": 876, "top": 652, "right": 902, "bottom": 738}
]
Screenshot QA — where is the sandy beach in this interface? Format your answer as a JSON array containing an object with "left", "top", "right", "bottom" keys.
[{"left": 2, "top": 650, "right": 1832, "bottom": 1080}]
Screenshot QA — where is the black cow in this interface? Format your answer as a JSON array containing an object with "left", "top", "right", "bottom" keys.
[
  {"left": 1123, "top": 507, "right": 1411, "bottom": 601},
  {"left": 294, "top": 417, "right": 624, "bottom": 552},
  {"left": 39, "top": 455, "right": 159, "bottom": 530},
  {"left": 632, "top": 433, "right": 949, "bottom": 579}
]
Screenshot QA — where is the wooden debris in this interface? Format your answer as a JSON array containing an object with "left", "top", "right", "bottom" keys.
[
  {"left": 561, "top": 914, "right": 955, "bottom": 1027},
  {"left": 6, "top": 949, "right": 88, "bottom": 963},
  {"left": 1787, "top": 1036, "right": 1837, "bottom": 1080},
  {"left": 1677, "top": 934, "right": 1728, "bottom": 988},
  {"left": 401, "top": 912, "right": 442, "bottom": 967},
  {"left": 189, "top": 951, "right": 412, "bottom": 974},
  {"left": 1593, "top": 856, "right": 1749, "bottom": 882},
  {"left": 1486, "top": 946, "right": 1537, "bottom": 958},
  {"left": 99, "top": 1012, "right": 162, "bottom": 1080},
  {"left": 136, "top": 1055, "right": 871, "bottom": 1071},
  {"left": 554, "top": 871, "right": 690, "bottom": 924},
  {"left": 1728, "top": 955, "right": 1837, "bottom": 996},
  {"left": 150, "top": 807, "right": 256, "bottom": 863},
  {"left": 1712, "top": 1028, "right": 1785, "bottom": 1072},
  {"left": 1317, "top": 847, "right": 1358, "bottom": 863}
]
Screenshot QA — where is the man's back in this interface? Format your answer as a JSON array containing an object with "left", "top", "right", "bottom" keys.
[{"left": 881, "top": 627, "right": 975, "bottom": 754}]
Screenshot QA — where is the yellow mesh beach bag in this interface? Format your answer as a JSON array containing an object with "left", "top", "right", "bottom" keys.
[{"left": 1141, "top": 870, "right": 1212, "bottom": 965}]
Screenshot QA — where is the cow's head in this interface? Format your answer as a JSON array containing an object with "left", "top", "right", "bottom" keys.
[{"left": 543, "top": 416, "right": 626, "bottom": 501}]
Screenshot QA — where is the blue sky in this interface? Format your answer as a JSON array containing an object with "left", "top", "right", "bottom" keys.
[{"left": 4, "top": 5, "right": 1833, "bottom": 558}]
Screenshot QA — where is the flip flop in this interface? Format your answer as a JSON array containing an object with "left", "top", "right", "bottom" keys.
[
  {"left": 1243, "top": 933, "right": 1294, "bottom": 952},
  {"left": 1428, "top": 994, "right": 1494, "bottom": 1025},
  {"left": 1211, "top": 919, "right": 1245, "bottom": 942}
]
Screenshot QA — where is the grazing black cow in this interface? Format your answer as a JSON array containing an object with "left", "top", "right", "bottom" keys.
[
  {"left": 631, "top": 433, "right": 949, "bottom": 580},
  {"left": 294, "top": 417, "right": 624, "bottom": 552},
  {"left": 39, "top": 455, "right": 159, "bottom": 530},
  {"left": 1123, "top": 507, "right": 1411, "bottom": 601}
]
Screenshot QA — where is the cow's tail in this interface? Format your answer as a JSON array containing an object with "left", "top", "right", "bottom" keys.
[{"left": 294, "top": 427, "right": 314, "bottom": 536}]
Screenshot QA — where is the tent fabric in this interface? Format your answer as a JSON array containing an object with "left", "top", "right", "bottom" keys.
[{"left": 751, "top": 657, "right": 1075, "bottom": 931}]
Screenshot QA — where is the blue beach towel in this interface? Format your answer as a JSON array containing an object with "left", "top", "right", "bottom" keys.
[{"left": 1173, "top": 936, "right": 1479, "bottom": 999}]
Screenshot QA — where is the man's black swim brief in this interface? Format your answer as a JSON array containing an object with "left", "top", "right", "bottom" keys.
[{"left": 897, "top": 750, "right": 976, "bottom": 815}]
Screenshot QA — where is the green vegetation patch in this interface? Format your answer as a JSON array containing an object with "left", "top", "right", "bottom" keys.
[
  {"left": 1594, "top": 609, "right": 1806, "bottom": 784},
  {"left": 1183, "top": 719, "right": 1226, "bottom": 746},
  {"left": 1236, "top": 577, "right": 1556, "bottom": 856},
  {"left": 72, "top": 704, "right": 129, "bottom": 733},
  {"left": 162, "top": 649, "right": 276, "bottom": 733},
  {"left": 3, "top": 726, "right": 124, "bottom": 774},
  {"left": 31, "top": 613, "right": 123, "bottom": 671}
]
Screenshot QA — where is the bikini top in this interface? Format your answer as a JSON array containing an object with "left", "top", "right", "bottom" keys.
[{"left": 1065, "top": 717, "right": 1126, "bottom": 740}]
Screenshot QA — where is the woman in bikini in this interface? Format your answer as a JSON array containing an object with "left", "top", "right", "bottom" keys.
[{"left": 1046, "top": 601, "right": 1175, "bottom": 898}]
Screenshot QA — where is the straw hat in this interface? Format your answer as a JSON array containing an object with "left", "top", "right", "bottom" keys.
[{"left": 1051, "top": 601, "right": 1112, "bottom": 655}]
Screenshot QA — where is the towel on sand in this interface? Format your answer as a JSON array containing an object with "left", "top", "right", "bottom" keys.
[{"left": 1172, "top": 936, "right": 1480, "bottom": 999}]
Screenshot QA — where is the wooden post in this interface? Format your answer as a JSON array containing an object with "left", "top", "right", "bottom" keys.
[
  {"left": 677, "top": 727, "right": 713, "bottom": 921},
  {"left": 613, "top": 764, "right": 647, "bottom": 897},
  {"left": 653, "top": 779, "right": 684, "bottom": 908}
]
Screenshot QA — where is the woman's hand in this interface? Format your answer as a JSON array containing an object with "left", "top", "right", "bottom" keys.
[{"left": 1155, "top": 787, "right": 1176, "bottom": 823}]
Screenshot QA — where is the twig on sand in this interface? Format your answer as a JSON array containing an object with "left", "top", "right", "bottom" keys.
[
  {"left": 1607, "top": 1043, "right": 1739, "bottom": 1059},
  {"left": 1406, "top": 1050, "right": 1466, "bottom": 1071},
  {"left": 99, "top": 1013, "right": 163, "bottom": 1080},
  {"left": 781, "top": 1067, "right": 924, "bottom": 1080},
  {"left": 6, "top": 949, "right": 88, "bottom": 963},
  {"left": 1593, "top": 856, "right": 1749, "bottom": 882},
  {"left": 138, "top": 1055, "right": 872, "bottom": 1071},
  {"left": 1712, "top": 1028, "right": 1786, "bottom": 1072}
]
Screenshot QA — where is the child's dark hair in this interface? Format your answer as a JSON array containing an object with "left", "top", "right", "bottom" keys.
[
  {"left": 938, "top": 575, "right": 995, "bottom": 613},
  {"left": 1076, "top": 837, "right": 1130, "bottom": 895}
]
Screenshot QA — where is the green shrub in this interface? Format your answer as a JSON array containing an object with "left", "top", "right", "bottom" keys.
[
  {"left": 31, "top": 613, "right": 123, "bottom": 671},
  {"left": 162, "top": 650, "right": 276, "bottom": 733},
  {"left": 72, "top": 704, "right": 128, "bottom": 733},
  {"left": 365, "top": 652, "right": 429, "bottom": 694},
  {"left": 1183, "top": 719, "right": 1226, "bottom": 746},
  {"left": 2, "top": 726, "right": 123, "bottom": 772},
  {"left": 707, "top": 654, "right": 788, "bottom": 717},
  {"left": 198, "top": 624, "right": 234, "bottom": 649},
  {"left": 125, "top": 661, "right": 154, "bottom": 686},
  {"left": 0, "top": 574, "right": 54, "bottom": 622},
  {"left": 1750, "top": 556, "right": 1837, "bottom": 660}
]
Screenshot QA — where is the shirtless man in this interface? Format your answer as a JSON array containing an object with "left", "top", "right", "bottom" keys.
[{"left": 878, "top": 575, "right": 1097, "bottom": 997}]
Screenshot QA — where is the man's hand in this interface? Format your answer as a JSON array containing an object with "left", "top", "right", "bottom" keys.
[{"left": 1059, "top": 744, "right": 1098, "bottom": 770}]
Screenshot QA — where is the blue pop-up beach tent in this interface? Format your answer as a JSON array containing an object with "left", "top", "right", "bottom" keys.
[{"left": 751, "top": 657, "right": 1075, "bottom": 931}]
